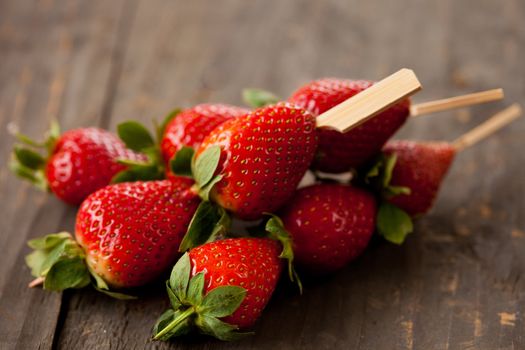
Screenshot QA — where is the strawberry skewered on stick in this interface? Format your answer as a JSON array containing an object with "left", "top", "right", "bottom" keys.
[
  {"left": 174, "top": 69, "right": 421, "bottom": 251},
  {"left": 244, "top": 81, "right": 503, "bottom": 173},
  {"left": 366, "top": 104, "right": 522, "bottom": 244},
  {"left": 153, "top": 70, "right": 423, "bottom": 334}
]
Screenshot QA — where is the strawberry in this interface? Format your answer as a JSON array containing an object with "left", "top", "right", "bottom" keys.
[
  {"left": 276, "top": 183, "right": 376, "bottom": 274},
  {"left": 185, "top": 103, "right": 318, "bottom": 222},
  {"left": 288, "top": 78, "right": 410, "bottom": 173},
  {"left": 25, "top": 177, "right": 201, "bottom": 296},
  {"left": 359, "top": 140, "right": 455, "bottom": 245},
  {"left": 116, "top": 104, "right": 247, "bottom": 181},
  {"left": 382, "top": 140, "right": 456, "bottom": 216},
  {"left": 152, "top": 238, "right": 283, "bottom": 341},
  {"left": 10, "top": 124, "right": 146, "bottom": 205},
  {"left": 160, "top": 104, "right": 248, "bottom": 166}
]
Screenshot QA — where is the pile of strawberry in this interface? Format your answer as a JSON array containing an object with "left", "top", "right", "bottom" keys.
[{"left": 9, "top": 78, "right": 493, "bottom": 341}]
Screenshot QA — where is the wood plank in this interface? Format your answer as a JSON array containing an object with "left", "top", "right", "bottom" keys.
[
  {"left": 0, "top": 0, "right": 129, "bottom": 348},
  {"left": 1, "top": 0, "right": 523, "bottom": 349}
]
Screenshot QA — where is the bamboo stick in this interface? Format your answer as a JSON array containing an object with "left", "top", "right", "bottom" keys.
[
  {"left": 452, "top": 104, "right": 522, "bottom": 151},
  {"left": 316, "top": 69, "right": 422, "bottom": 133},
  {"left": 410, "top": 89, "right": 504, "bottom": 117}
]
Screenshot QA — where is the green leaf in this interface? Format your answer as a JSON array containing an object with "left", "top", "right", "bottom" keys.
[
  {"left": 152, "top": 309, "right": 175, "bottom": 337},
  {"left": 365, "top": 160, "right": 381, "bottom": 179},
  {"left": 9, "top": 160, "right": 37, "bottom": 182},
  {"left": 208, "top": 206, "right": 230, "bottom": 243},
  {"left": 112, "top": 155, "right": 165, "bottom": 183},
  {"left": 170, "top": 146, "right": 195, "bottom": 177},
  {"left": 88, "top": 264, "right": 137, "bottom": 299},
  {"left": 193, "top": 145, "right": 221, "bottom": 188},
  {"left": 111, "top": 169, "right": 137, "bottom": 184},
  {"left": 110, "top": 169, "right": 138, "bottom": 183},
  {"left": 7, "top": 122, "right": 52, "bottom": 149},
  {"left": 27, "top": 232, "right": 72, "bottom": 250},
  {"left": 14, "top": 146, "right": 45, "bottom": 169},
  {"left": 152, "top": 308, "right": 194, "bottom": 341},
  {"left": 200, "top": 285, "right": 246, "bottom": 318},
  {"left": 187, "top": 272, "right": 205, "bottom": 305},
  {"left": 382, "top": 153, "right": 397, "bottom": 187},
  {"left": 143, "top": 146, "right": 161, "bottom": 164},
  {"left": 362, "top": 153, "right": 410, "bottom": 199},
  {"left": 48, "top": 120, "right": 61, "bottom": 140},
  {"left": 9, "top": 160, "right": 48, "bottom": 190},
  {"left": 179, "top": 201, "right": 228, "bottom": 252},
  {"left": 39, "top": 240, "right": 69, "bottom": 275},
  {"left": 198, "top": 175, "right": 222, "bottom": 201},
  {"left": 117, "top": 121, "right": 155, "bottom": 152},
  {"left": 25, "top": 233, "right": 81, "bottom": 281},
  {"left": 44, "top": 257, "right": 90, "bottom": 291},
  {"left": 384, "top": 185, "right": 412, "bottom": 197},
  {"left": 242, "top": 88, "right": 280, "bottom": 108},
  {"left": 26, "top": 250, "right": 48, "bottom": 277},
  {"left": 45, "top": 120, "right": 61, "bottom": 152},
  {"left": 265, "top": 215, "right": 302, "bottom": 293},
  {"left": 166, "top": 280, "right": 181, "bottom": 309},
  {"left": 169, "top": 253, "right": 191, "bottom": 300},
  {"left": 88, "top": 264, "right": 110, "bottom": 290},
  {"left": 197, "top": 314, "right": 252, "bottom": 341},
  {"left": 376, "top": 202, "right": 414, "bottom": 244}
]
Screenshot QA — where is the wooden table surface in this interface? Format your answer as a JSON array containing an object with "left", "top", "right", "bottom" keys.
[{"left": 1, "top": 0, "right": 524, "bottom": 349}]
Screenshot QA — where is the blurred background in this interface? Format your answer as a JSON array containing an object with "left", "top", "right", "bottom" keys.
[{"left": 0, "top": 0, "right": 523, "bottom": 349}]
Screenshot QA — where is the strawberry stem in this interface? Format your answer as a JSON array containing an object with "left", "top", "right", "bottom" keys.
[
  {"left": 153, "top": 307, "right": 195, "bottom": 340},
  {"left": 28, "top": 276, "right": 45, "bottom": 288}
]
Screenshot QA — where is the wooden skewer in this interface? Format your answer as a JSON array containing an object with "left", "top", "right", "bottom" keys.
[
  {"left": 316, "top": 68, "right": 422, "bottom": 133},
  {"left": 28, "top": 276, "right": 45, "bottom": 288},
  {"left": 410, "top": 88, "right": 504, "bottom": 117},
  {"left": 452, "top": 104, "right": 522, "bottom": 152}
]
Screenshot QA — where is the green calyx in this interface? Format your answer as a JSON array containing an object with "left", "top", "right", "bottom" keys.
[
  {"left": 362, "top": 153, "right": 414, "bottom": 244},
  {"left": 9, "top": 120, "right": 61, "bottom": 191},
  {"left": 264, "top": 215, "right": 302, "bottom": 293},
  {"left": 26, "top": 232, "right": 90, "bottom": 291},
  {"left": 169, "top": 143, "right": 223, "bottom": 201},
  {"left": 113, "top": 109, "right": 181, "bottom": 183},
  {"left": 376, "top": 202, "right": 413, "bottom": 245},
  {"left": 172, "top": 145, "right": 231, "bottom": 252},
  {"left": 169, "top": 146, "right": 194, "bottom": 177},
  {"left": 364, "top": 153, "right": 411, "bottom": 198},
  {"left": 242, "top": 88, "right": 280, "bottom": 108},
  {"left": 179, "top": 201, "right": 231, "bottom": 252},
  {"left": 152, "top": 253, "right": 250, "bottom": 341},
  {"left": 26, "top": 232, "right": 135, "bottom": 299}
]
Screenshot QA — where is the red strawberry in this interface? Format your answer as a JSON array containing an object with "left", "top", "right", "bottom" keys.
[
  {"left": 152, "top": 238, "right": 283, "bottom": 341},
  {"left": 160, "top": 104, "right": 248, "bottom": 165},
  {"left": 288, "top": 78, "right": 410, "bottom": 173},
  {"left": 191, "top": 103, "right": 318, "bottom": 221},
  {"left": 383, "top": 140, "right": 456, "bottom": 216},
  {"left": 25, "top": 177, "right": 201, "bottom": 295},
  {"left": 277, "top": 183, "right": 376, "bottom": 274},
  {"left": 11, "top": 126, "right": 146, "bottom": 205}
]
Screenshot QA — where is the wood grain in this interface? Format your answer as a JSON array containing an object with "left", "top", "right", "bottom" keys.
[
  {"left": 0, "top": 0, "right": 130, "bottom": 348},
  {"left": 0, "top": 0, "right": 524, "bottom": 349}
]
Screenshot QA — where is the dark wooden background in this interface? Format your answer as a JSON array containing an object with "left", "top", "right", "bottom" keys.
[{"left": 1, "top": 0, "right": 524, "bottom": 349}]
